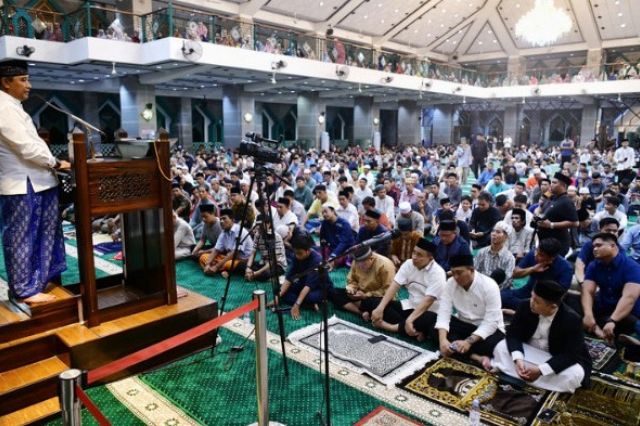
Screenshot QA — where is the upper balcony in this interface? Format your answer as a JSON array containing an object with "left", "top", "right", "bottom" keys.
[{"left": 2, "top": 2, "right": 640, "bottom": 102}]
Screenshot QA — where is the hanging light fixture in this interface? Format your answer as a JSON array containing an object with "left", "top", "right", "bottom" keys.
[
  {"left": 514, "top": 0, "right": 572, "bottom": 47},
  {"left": 111, "top": 62, "right": 117, "bottom": 76}
]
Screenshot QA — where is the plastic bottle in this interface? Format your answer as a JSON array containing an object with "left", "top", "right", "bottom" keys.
[{"left": 469, "top": 399, "right": 481, "bottom": 426}]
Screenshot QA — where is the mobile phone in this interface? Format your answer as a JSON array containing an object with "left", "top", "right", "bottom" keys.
[
  {"left": 368, "top": 335, "right": 387, "bottom": 344},
  {"left": 537, "top": 408, "right": 559, "bottom": 424}
]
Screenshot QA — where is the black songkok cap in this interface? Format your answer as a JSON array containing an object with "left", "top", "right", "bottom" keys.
[
  {"left": 199, "top": 204, "right": 215, "bottom": 214},
  {"left": 0, "top": 60, "right": 28, "bottom": 77},
  {"left": 365, "top": 209, "right": 381, "bottom": 220},
  {"left": 438, "top": 220, "right": 457, "bottom": 232},
  {"left": 397, "top": 218, "right": 412, "bottom": 232},
  {"left": 533, "top": 280, "right": 566, "bottom": 304},
  {"left": 449, "top": 254, "right": 474, "bottom": 268},
  {"left": 353, "top": 246, "right": 373, "bottom": 261},
  {"left": 171, "top": 182, "right": 181, "bottom": 189},
  {"left": 553, "top": 172, "right": 572, "bottom": 187},
  {"left": 416, "top": 238, "right": 436, "bottom": 253},
  {"left": 219, "top": 208, "right": 233, "bottom": 218},
  {"left": 230, "top": 186, "right": 241, "bottom": 195}
]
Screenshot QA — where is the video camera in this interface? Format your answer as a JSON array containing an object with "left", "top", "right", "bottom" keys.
[{"left": 239, "top": 132, "right": 282, "bottom": 164}]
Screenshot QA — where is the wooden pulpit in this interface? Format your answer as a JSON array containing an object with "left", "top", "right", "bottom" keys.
[{"left": 72, "top": 132, "right": 177, "bottom": 327}]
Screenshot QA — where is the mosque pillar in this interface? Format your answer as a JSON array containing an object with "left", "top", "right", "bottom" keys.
[
  {"left": 503, "top": 105, "right": 518, "bottom": 145},
  {"left": 397, "top": 100, "right": 421, "bottom": 146},
  {"left": 296, "top": 91, "right": 326, "bottom": 149},
  {"left": 222, "top": 85, "right": 255, "bottom": 149},
  {"left": 178, "top": 97, "right": 193, "bottom": 148},
  {"left": 580, "top": 102, "right": 600, "bottom": 147},
  {"left": 353, "top": 96, "right": 377, "bottom": 146},
  {"left": 431, "top": 104, "right": 454, "bottom": 145},
  {"left": 119, "top": 76, "right": 156, "bottom": 138}
]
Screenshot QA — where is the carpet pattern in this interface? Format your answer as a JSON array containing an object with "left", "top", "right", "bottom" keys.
[
  {"left": 107, "top": 376, "right": 201, "bottom": 426},
  {"left": 218, "top": 318, "right": 467, "bottom": 426},
  {"left": 354, "top": 406, "right": 423, "bottom": 426},
  {"left": 288, "top": 316, "right": 438, "bottom": 386},
  {"left": 399, "top": 357, "right": 548, "bottom": 426},
  {"left": 531, "top": 375, "right": 640, "bottom": 426}
]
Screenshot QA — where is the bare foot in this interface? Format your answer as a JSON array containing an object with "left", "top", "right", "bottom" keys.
[
  {"left": 502, "top": 308, "right": 516, "bottom": 316},
  {"left": 362, "top": 312, "right": 371, "bottom": 322},
  {"left": 416, "top": 332, "right": 425, "bottom": 342},
  {"left": 23, "top": 292, "right": 56, "bottom": 305},
  {"left": 313, "top": 304, "right": 320, "bottom": 312},
  {"left": 221, "top": 271, "right": 229, "bottom": 279}
]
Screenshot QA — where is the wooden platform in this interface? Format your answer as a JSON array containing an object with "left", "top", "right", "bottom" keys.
[{"left": 0, "top": 288, "right": 217, "bottom": 426}]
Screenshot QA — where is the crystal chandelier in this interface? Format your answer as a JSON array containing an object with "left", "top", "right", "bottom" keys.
[{"left": 514, "top": 0, "right": 572, "bottom": 47}]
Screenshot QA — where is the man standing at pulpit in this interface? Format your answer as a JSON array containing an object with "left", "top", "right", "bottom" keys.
[{"left": 0, "top": 60, "right": 69, "bottom": 304}]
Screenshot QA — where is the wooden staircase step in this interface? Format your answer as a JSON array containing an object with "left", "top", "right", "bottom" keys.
[
  {"left": 0, "top": 356, "right": 68, "bottom": 394},
  {"left": 0, "top": 355, "right": 68, "bottom": 417},
  {"left": 0, "top": 397, "right": 59, "bottom": 426},
  {"left": 0, "top": 301, "right": 29, "bottom": 325}
]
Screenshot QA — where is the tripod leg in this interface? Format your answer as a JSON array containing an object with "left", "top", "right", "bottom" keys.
[{"left": 275, "top": 308, "right": 289, "bottom": 376}]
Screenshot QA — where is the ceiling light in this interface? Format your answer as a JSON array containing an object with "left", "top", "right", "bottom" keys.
[
  {"left": 111, "top": 62, "right": 117, "bottom": 75},
  {"left": 515, "top": 0, "right": 572, "bottom": 46},
  {"left": 620, "top": 23, "right": 626, "bottom": 28},
  {"left": 319, "top": 1, "right": 323, "bottom": 5},
  {"left": 618, "top": 12, "right": 623, "bottom": 17}
]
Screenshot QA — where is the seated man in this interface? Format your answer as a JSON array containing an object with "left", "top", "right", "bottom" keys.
[
  {"left": 592, "top": 195, "right": 628, "bottom": 230},
  {"left": 486, "top": 280, "right": 592, "bottom": 393},
  {"left": 469, "top": 191, "right": 502, "bottom": 248},
  {"left": 332, "top": 246, "right": 395, "bottom": 316},
  {"left": 279, "top": 233, "right": 333, "bottom": 320},
  {"left": 620, "top": 222, "right": 640, "bottom": 264},
  {"left": 398, "top": 201, "right": 425, "bottom": 235},
  {"left": 502, "top": 238, "right": 573, "bottom": 311},
  {"left": 508, "top": 208, "right": 533, "bottom": 262},
  {"left": 581, "top": 233, "right": 640, "bottom": 353},
  {"left": 173, "top": 210, "right": 196, "bottom": 260},
  {"left": 390, "top": 218, "right": 422, "bottom": 267},
  {"left": 435, "top": 254, "right": 505, "bottom": 358},
  {"left": 474, "top": 221, "right": 515, "bottom": 289},
  {"left": 367, "top": 239, "right": 446, "bottom": 340},
  {"left": 357, "top": 209, "right": 390, "bottom": 256},
  {"left": 433, "top": 220, "right": 471, "bottom": 272},
  {"left": 191, "top": 204, "right": 222, "bottom": 259},
  {"left": 319, "top": 203, "right": 355, "bottom": 267},
  {"left": 245, "top": 215, "right": 287, "bottom": 282},
  {"left": 199, "top": 208, "right": 252, "bottom": 276},
  {"left": 575, "top": 218, "right": 620, "bottom": 286}
]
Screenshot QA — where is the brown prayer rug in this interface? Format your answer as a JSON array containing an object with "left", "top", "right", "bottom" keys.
[
  {"left": 531, "top": 375, "right": 640, "bottom": 426},
  {"left": 354, "top": 406, "right": 423, "bottom": 426},
  {"left": 398, "top": 358, "right": 547, "bottom": 426}
]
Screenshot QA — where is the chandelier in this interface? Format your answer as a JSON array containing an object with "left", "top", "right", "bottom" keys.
[{"left": 514, "top": 0, "right": 572, "bottom": 47}]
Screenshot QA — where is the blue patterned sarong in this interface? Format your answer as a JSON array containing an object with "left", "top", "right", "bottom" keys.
[{"left": 1, "top": 180, "right": 66, "bottom": 298}]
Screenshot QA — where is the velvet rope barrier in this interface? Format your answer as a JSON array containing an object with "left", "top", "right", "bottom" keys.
[
  {"left": 75, "top": 385, "right": 112, "bottom": 426},
  {"left": 87, "top": 299, "right": 259, "bottom": 385}
]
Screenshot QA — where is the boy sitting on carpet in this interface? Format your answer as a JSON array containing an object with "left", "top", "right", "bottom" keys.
[{"left": 278, "top": 233, "right": 333, "bottom": 320}]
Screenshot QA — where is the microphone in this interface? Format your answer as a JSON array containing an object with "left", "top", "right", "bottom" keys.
[{"left": 344, "top": 229, "right": 401, "bottom": 255}]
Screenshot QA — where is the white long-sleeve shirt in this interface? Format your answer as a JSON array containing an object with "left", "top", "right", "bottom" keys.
[
  {"left": 436, "top": 271, "right": 505, "bottom": 339},
  {"left": 0, "top": 90, "right": 58, "bottom": 195},
  {"left": 375, "top": 195, "right": 396, "bottom": 227},
  {"left": 614, "top": 146, "right": 635, "bottom": 171}
]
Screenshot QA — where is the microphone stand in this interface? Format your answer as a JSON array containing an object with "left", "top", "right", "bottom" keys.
[{"left": 33, "top": 94, "right": 105, "bottom": 161}]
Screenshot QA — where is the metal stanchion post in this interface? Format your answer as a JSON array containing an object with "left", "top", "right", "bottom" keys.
[
  {"left": 59, "top": 369, "right": 83, "bottom": 426},
  {"left": 249, "top": 290, "right": 285, "bottom": 426}
]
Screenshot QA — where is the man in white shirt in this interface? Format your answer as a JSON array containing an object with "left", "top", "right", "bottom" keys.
[
  {"left": 199, "top": 209, "right": 253, "bottom": 276},
  {"left": 592, "top": 195, "right": 628, "bottom": 230},
  {"left": 486, "top": 280, "right": 591, "bottom": 393},
  {"left": 614, "top": 138, "right": 636, "bottom": 183},
  {"left": 0, "top": 60, "right": 70, "bottom": 304},
  {"left": 368, "top": 239, "right": 445, "bottom": 341},
  {"left": 374, "top": 184, "right": 396, "bottom": 228},
  {"left": 358, "top": 164, "right": 376, "bottom": 190},
  {"left": 273, "top": 197, "right": 298, "bottom": 242},
  {"left": 354, "top": 177, "right": 373, "bottom": 205},
  {"left": 173, "top": 211, "right": 196, "bottom": 260},
  {"left": 435, "top": 254, "right": 505, "bottom": 358},
  {"left": 336, "top": 190, "right": 359, "bottom": 232}
]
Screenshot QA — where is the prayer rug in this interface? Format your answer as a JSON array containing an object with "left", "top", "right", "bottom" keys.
[
  {"left": 107, "top": 376, "right": 200, "bottom": 425},
  {"left": 354, "top": 406, "right": 423, "bottom": 426},
  {"left": 531, "top": 375, "right": 640, "bottom": 426},
  {"left": 585, "top": 337, "right": 619, "bottom": 372},
  {"left": 398, "top": 357, "right": 548, "bottom": 426},
  {"left": 287, "top": 316, "right": 438, "bottom": 386}
]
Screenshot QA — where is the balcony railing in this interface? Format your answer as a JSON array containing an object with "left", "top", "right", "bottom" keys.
[{"left": 1, "top": 2, "right": 636, "bottom": 88}]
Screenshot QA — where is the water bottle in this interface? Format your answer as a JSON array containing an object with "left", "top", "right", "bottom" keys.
[{"left": 469, "top": 399, "right": 481, "bottom": 426}]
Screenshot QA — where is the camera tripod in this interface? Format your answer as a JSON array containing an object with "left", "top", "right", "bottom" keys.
[{"left": 216, "top": 162, "right": 290, "bottom": 376}]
